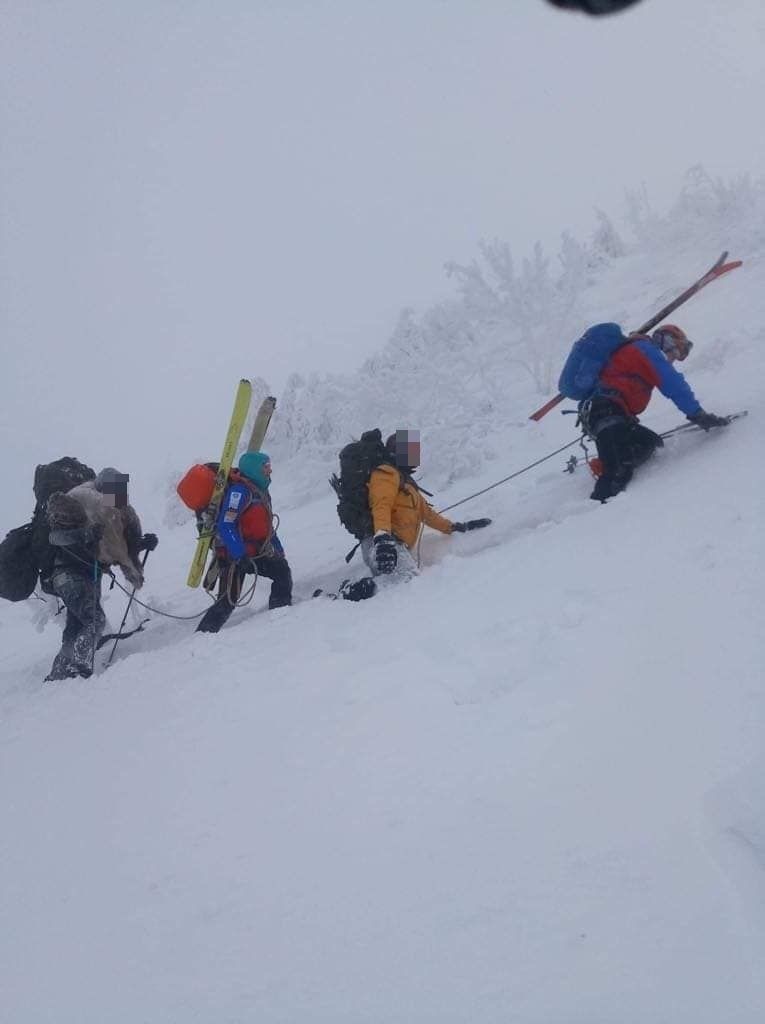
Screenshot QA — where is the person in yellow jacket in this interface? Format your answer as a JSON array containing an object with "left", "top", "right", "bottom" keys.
[{"left": 336, "top": 430, "right": 491, "bottom": 601}]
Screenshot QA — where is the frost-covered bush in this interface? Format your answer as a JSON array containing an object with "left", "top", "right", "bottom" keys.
[{"left": 164, "top": 169, "right": 765, "bottom": 511}]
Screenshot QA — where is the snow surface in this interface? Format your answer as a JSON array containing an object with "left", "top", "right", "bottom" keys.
[{"left": 1, "top": 195, "right": 764, "bottom": 1021}]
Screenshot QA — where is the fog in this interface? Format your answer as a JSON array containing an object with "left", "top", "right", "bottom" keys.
[{"left": 1, "top": 0, "right": 763, "bottom": 522}]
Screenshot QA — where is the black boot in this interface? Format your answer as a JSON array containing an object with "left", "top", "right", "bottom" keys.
[
  {"left": 339, "top": 577, "right": 377, "bottom": 601},
  {"left": 45, "top": 649, "right": 79, "bottom": 682},
  {"left": 590, "top": 476, "right": 614, "bottom": 503},
  {"left": 590, "top": 465, "right": 633, "bottom": 503}
]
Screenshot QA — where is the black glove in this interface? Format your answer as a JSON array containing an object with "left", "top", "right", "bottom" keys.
[
  {"left": 452, "top": 518, "right": 492, "bottom": 533},
  {"left": 688, "top": 410, "right": 730, "bottom": 431},
  {"left": 373, "top": 532, "right": 398, "bottom": 574},
  {"left": 140, "top": 532, "right": 159, "bottom": 552}
]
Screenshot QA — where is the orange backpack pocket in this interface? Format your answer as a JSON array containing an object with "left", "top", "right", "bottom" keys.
[{"left": 177, "top": 464, "right": 216, "bottom": 511}]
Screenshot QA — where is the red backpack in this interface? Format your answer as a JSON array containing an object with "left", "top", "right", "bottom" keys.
[{"left": 176, "top": 464, "right": 217, "bottom": 512}]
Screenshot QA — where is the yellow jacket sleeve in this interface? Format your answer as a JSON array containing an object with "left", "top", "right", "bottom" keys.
[
  {"left": 422, "top": 500, "right": 453, "bottom": 535},
  {"left": 367, "top": 466, "right": 400, "bottom": 535}
]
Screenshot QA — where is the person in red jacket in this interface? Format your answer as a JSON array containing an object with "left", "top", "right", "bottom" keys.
[
  {"left": 196, "top": 451, "right": 292, "bottom": 634},
  {"left": 582, "top": 324, "right": 729, "bottom": 502}
]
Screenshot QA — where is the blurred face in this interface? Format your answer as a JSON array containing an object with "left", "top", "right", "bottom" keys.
[
  {"left": 261, "top": 460, "right": 272, "bottom": 479},
  {"left": 100, "top": 472, "right": 129, "bottom": 507},
  {"left": 394, "top": 429, "right": 421, "bottom": 469}
]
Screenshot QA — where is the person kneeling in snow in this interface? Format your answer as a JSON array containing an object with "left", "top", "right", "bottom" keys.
[
  {"left": 581, "top": 324, "right": 730, "bottom": 503},
  {"left": 335, "top": 430, "right": 491, "bottom": 602},
  {"left": 45, "top": 468, "right": 157, "bottom": 681},
  {"left": 196, "top": 451, "right": 292, "bottom": 633}
]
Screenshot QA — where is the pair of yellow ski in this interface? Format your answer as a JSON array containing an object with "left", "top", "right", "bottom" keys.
[{"left": 186, "top": 383, "right": 276, "bottom": 588}]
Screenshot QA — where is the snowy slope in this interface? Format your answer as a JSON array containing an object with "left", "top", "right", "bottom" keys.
[{"left": 1, "top": 211, "right": 764, "bottom": 1021}]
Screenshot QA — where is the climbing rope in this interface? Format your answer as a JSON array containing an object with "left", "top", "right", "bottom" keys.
[
  {"left": 107, "top": 563, "right": 259, "bottom": 619},
  {"left": 224, "top": 559, "right": 260, "bottom": 609},
  {"left": 104, "top": 576, "right": 214, "bottom": 619},
  {"left": 439, "top": 436, "right": 584, "bottom": 514},
  {"left": 58, "top": 544, "right": 266, "bottom": 621}
]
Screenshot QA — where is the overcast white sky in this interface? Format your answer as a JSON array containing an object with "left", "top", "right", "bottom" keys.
[{"left": 1, "top": 0, "right": 764, "bottom": 511}]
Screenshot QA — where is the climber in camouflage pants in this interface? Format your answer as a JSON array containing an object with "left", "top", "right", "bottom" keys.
[
  {"left": 33, "top": 462, "right": 155, "bottom": 681},
  {"left": 43, "top": 491, "right": 107, "bottom": 681},
  {"left": 46, "top": 565, "right": 106, "bottom": 681}
]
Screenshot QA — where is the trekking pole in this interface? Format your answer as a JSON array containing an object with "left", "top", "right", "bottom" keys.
[
  {"left": 106, "top": 549, "right": 150, "bottom": 668},
  {"left": 91, "top": 556, "right": 100, "bottom": 677}
]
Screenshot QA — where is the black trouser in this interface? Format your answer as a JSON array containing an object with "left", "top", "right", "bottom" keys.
[
  {"left": 46, "top": 568, "right": 106, "bottom": 680},
  {"left": 196, "top": 555, "right": 293, "bottom": 634},
  {"left": 584, "top": 398, "right": 663, "bottom": 501}
]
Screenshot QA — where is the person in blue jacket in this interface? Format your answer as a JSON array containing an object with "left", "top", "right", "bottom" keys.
[
  {"left": 582, "top": 324, "right": 729, "bottom": 502},
  {"left": 196, "top": 451, "right": 292, "bottom": 634}
]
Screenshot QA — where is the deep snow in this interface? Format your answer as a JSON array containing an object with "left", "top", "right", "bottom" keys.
[{"left": 1, "top": 204, "right": 764, "bottom": 1021}]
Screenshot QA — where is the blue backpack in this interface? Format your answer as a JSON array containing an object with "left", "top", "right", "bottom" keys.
[{"left": 558, "top": 323, "right": 630, "bottom": 401}]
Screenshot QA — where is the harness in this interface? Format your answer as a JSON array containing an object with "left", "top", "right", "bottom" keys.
[
  {"left": 228, "top": 470, "right": 277, "bottom": 555},
  {"left": 578, "top": 392, "right": 633, "bottom": 440},
  {"left": 203, "top": 473, "right": 279, "bottom": 592}
]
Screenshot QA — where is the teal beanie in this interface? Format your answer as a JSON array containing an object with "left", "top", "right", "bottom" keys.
[{"left": 238, "top": 451, "right": 271, "bottom": 490}]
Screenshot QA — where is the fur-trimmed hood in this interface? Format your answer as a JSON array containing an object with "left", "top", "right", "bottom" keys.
[{"left": 63, "top": 481, "right": 145, "bottom": 588}]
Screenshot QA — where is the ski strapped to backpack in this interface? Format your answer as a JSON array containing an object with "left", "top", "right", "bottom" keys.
[
  {"left": 185, "top": 380, "right": 253, "bottom": 588},
  {"left": 245, "top": 395, "right": 277, "bottom": 454},
  {"left": 330, "top": 428, "right": 389, "bottom": 561},
  {"left": 184, "top": 389, "right": 277, "bottom": 588},
  {"left": 528, "top": 251, "right": 743, "bottom": 421}
]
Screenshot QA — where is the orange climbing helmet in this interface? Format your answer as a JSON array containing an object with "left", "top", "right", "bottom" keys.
[{"left": 652, "top": 324, "right": 693, "bottom": 361}]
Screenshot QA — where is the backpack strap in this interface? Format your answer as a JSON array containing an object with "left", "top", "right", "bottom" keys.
[
  {"left": 229, "top": 471, "right": 276, "bottom": 557},
  {"left": 398, "top": 469, "right": 434, "bottom": 498}
]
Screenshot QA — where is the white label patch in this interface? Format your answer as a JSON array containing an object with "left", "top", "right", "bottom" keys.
[
  {"left": 223, "top": 510, "right": 237, "bottom": 523},
  {"left": 228, "top": 492, "right": 242, "bottom": 509}
]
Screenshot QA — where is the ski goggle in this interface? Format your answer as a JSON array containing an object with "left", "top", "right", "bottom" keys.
[{"left": 655, "top": 331, "right": 693, "bottom": 360}]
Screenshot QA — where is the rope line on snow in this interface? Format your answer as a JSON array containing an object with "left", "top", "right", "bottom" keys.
[
  {"left": 53, "top": 548, "right": 267, "bottom": 622},
  {"left": 106, "top": 578, "right": 213, "bottom": 619},
  {"left": 46, "top": 550, "right": 213, "bottom": 620},
  {"left": 52, "top": 422, "right": 716, "bottom": 620},
  {"left": 439, "top": 437, "right": 584, "bottom": 514},
  {"left": 109, "top": 563, "right": 260, "bottom": 619}
]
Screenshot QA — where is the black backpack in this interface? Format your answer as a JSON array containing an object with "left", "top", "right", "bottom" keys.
[
  {"left": 330, "top": 429, "right": 389, "bottom": 540},
  {"left": 33, "top": 457, "right": 96, "bottom": 591},
  {"left": 0, "top": 523, "right": 40, "bottom": 602},
  {"left": 33, "top": 457, "right": 96, "bottom": 508},
  {"left": 0, "top": 457, "right": 98, "bottom": 602}
]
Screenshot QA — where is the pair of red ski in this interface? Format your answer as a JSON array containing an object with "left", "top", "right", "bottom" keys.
[{"left": 528, "top": 251, "right": 743, "bottom": 422}]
